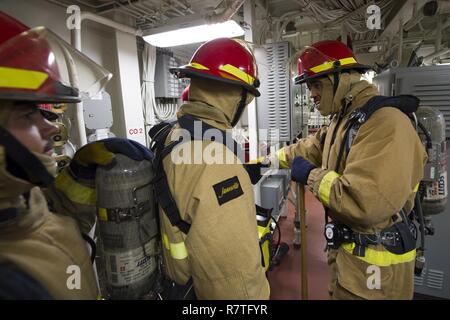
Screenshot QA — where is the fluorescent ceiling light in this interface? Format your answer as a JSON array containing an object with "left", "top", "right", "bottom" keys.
[{"left": 143, "top": 20, "right": 244, "bottom": 47}]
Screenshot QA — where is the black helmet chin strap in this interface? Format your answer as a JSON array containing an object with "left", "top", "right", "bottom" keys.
[
  {"left": 0, "top": 125, "right": 54, "bottom": 187},
  {"left": 231, "top": 88, "right": 249, "bottom": 127},
  {"left": 332, "top": 61, "right": 341, "bottom": 96}
]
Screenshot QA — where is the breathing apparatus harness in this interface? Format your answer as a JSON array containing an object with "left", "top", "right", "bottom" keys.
[
  {"left": 323, "top": 95, "right": 428, "bottom": 274},
  {"left": 148, "top": 115, "right": 277, "bottom": 297}
]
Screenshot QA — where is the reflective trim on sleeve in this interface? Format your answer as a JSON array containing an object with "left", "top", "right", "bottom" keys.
[
  {"left": 342, "top": 243, "right": 416, "bottom": 267},
  {"left": 413, "top": 183, "right": 419, "bottom": 192},
  {"left": 162, "top": 233, "right": 188, "bottom": 260},
  {"left": 318, "top": 171, "right": 341, "bottom": 206},
  {"left": 310, "top": 57, "right": 357, "bottom": 74},
  {"left": 54, "top": 171, "right": 96, "bottom": 206},
  {"left": 276, "top": 148, "right": 290, "bottom": 169},
  {"left": 0, "top": 66, "right": 48, "bottom": 90}
]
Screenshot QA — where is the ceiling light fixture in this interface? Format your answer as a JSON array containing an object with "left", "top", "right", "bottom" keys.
[{"left": 143, "top": 20, "right": 244, "bottom": 47}]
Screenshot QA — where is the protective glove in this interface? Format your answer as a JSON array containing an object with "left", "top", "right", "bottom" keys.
[
  {"left": 69, "top": 138, "right": 153, "bottom": 180},
  {"left": 291, "top": 156, "right": 316, "bottom": 185}
]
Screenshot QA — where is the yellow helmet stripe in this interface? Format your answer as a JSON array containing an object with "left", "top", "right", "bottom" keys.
[
  {"left": 0, "top": 66, "right": 48, "bottom": 90},
  {"left": 310, "top": 57, "right": 357, "bottom": 74},
  {"left": 187, "top": 62, "right": 210, "bottom": 70},
  {"left": 219, "top": 64, "right": 255, "bottom": 85}
]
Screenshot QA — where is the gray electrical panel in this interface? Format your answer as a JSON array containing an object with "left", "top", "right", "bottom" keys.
[
  {"left": 374, "top": 66, "right": 450, "bottom": 137},
  {"left": 255, "top": 42, "right": 303, "bottom": 142},
  {"left": 260, "top": 169, "right": 290, "bottom": 219},
  {"left": 154, "top": 52, "right": 183, "bottom": 98},
  {"left": 414, "top": 142, "right": 450, "bottom": 299},
  {"left": 374, "top": 66, "right": 450, "bottom": 299},
  {"left": 83, "top": 91, "right": 113, "bottom": 129}
]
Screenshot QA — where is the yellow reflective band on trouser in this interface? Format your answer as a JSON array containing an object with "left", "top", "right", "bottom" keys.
[
  {"left": 342, "top": 243, "right": 416, "bottom": 267},
  {"left": 54, "top": 171, "right": 96, "bottom": 206},
  {"left": 162, "top": 233, "right": 188, "bottom": 260},
  {"left": 318, "top": 171, "right": 341, "bottom": 206},
  {"left": 310, "top": 57, "right": 358, "bottom": 74},
  {"left": 219, "top": 64, "right": 255, "bottom": 85},
  {"left": 188, "top": 62, "right": 210, "bottom": 70},
  {"left": 276, "top": 148, "right": 290, "bottom": 169},
  {"left": 98, "top": 208, "right": 108, "bottom": 221},
  {"left": 0, "top": 66, "right": 49, "bottom": 90}
]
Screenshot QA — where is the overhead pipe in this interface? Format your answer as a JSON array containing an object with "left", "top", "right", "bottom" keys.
[
  {"left": 172, "top": 0, "right": 195, "bottom": 14},
  {"left": 405, "top": 0, "right": 450, "bottom": 31},
  {"left": 423, "top": 47, "right": 450, "bottom": 64},
  {"left": 206, "top": 0, "right": 246, "bottom": 24},
  {"left": 74, "top": 0, "right": 115, "bottom": 9},
  {"left": 70, "top": 11, "right": 141, "bottom": 147}
]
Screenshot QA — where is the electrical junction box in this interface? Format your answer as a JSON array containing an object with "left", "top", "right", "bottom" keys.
[
  {"left": 83, "top": 91, "right": 113, "bottom": 130},
  {"left": 154, "top": 52, "right": 183, "bottom": 98},
  {"left": 260, "top": 176, "right": 285, "bottom": 219},
  {"left": 255, "top": 41, "right": 305, "bottom": 142}
]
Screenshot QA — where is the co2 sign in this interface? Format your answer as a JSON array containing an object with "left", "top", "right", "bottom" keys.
[{"left": 128, "top": 127, "right": 144, "bottom": 135}]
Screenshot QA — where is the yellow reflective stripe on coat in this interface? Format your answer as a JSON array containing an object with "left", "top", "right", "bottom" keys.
[
  {"left": 276, "top": 148, "right": 290, "bottom": 169},
  {"left": 310, "top": 57, "right": 357, "bottom": 74},
  {"left": 188, "top": 62, "right": 210, "bottom": 70},
  {"left": 318, "top": 171, "right": 341, "bottom": 206},
  {"left": 162, "top": 233, "right": 188, "bottom": 260},
  {"left": 413, "top": 183, "right": 419, "bottom": 192},
  {"left": 0, "top": 66, "right": 48, "bottom": 90},
  {"left": 342, "top": 243, "right": 416, "bottom": 267},
  {"left": 54, "top": 171, "right": 96, "bottom": 206},
  {"left": 219, "top": 64, "right": 255, "bottom": 85}
]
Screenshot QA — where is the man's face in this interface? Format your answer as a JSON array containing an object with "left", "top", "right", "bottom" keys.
[
  {"left": 6, "top": 103, "right": 59, "bottom": 156},
  {"left": 307, "top": 80, "right": 323, "bottom": 109}
]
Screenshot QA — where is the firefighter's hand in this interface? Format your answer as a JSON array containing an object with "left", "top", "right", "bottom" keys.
[
  {"left": 291, "top": 156, "right": 316, "bottom": 185},
  {"left": 69, "top": 138, "right": 152, "bottom": 180}
]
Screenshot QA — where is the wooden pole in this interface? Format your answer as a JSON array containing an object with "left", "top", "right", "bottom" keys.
[{"left": 297, "top": 183, "right": 308, "bottom": 300}]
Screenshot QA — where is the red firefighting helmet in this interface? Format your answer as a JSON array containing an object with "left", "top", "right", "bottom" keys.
[
  {"left": 0, "top": 13, "right": 112, "bottom": 104},
  {"left": 181, "top": 84, "right": 190, "bottom": 102},
  {"left": 295, "top": 40, "right": 371, "bottom": 85},
  {"left": 170, "top": 38, "right": 260, "bottom": 97}
]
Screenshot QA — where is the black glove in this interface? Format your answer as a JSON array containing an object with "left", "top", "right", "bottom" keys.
[
  {"left": 70, "top": 138, "right": 153, "bottom": 179},
  {"left": 291, "top": 156, "right": 316, "bottom": 185}
]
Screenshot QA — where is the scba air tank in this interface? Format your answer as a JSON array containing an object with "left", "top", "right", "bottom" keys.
[
  {"left": 416, "top": 106, "right": 448, "bottom": 215},
  {"left": 96, "top": 154, "right": 159, "bottom": 299}
]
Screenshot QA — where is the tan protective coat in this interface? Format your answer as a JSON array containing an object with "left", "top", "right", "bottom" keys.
[
  {"left": 158, "top": 78, "right": 270, "bottom": 299},
  {"left": 280, "top": 79, "right": 427, "bottom": 299},
  {"left": 0, "top": 147, "right": 98, "bottom": 299}
]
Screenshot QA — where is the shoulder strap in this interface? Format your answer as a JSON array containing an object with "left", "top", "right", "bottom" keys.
[
  {"left": 335, "top": 95, "right": 420, "bottom": 172},
  {"left": 150, "top": 121, "right": 191, "bottom": 234},
  {"left": 179, "top": 115, "right": 262, "bottom": 183},
  {"left": 178, "top": 115, "right": 244, "bottom": 160}
]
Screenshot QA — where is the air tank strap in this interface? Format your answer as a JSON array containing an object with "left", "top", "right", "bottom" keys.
[{"left": 98, "top": 201, "right": 154, "bottom": 223}]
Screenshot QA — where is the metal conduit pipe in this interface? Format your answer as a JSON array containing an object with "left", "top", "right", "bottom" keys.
[
  {"left": 70, "top": 11, "right": 141, "bottom": 146},
  {"left": 74, "top": 0, "right": 116, "bottom": 9},
  {"left": 423, "top": 47, "right": 450, "bottom": 64},
  {"left": 172, "top": 0, "right": 195, "bottom": 14},
  {"left": 206, "top": 0, "right": 246, "bottom": 24}
]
